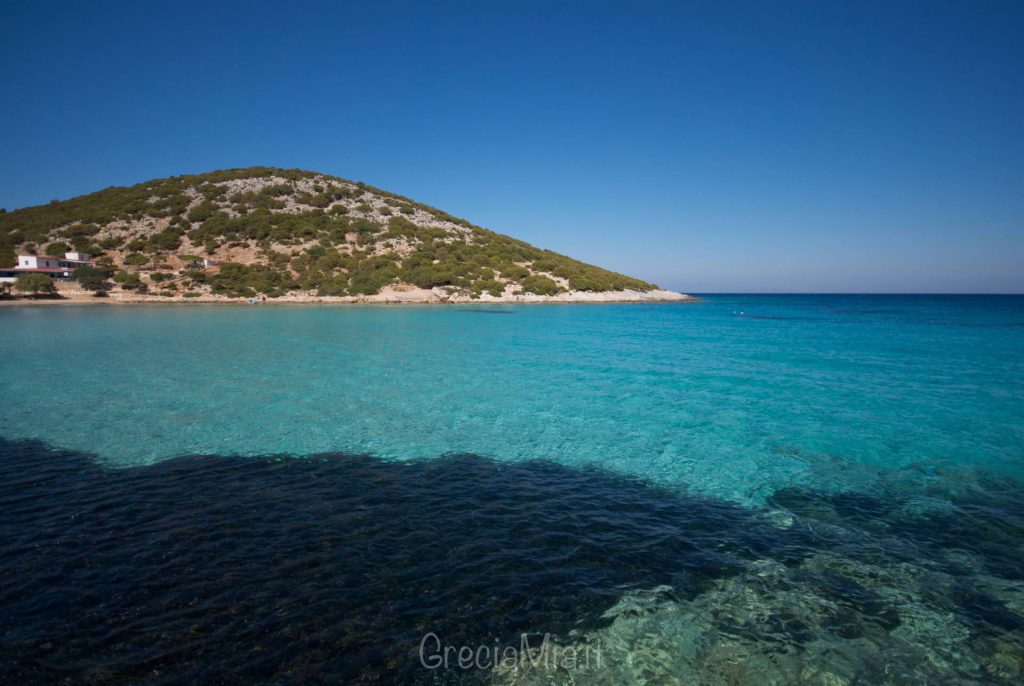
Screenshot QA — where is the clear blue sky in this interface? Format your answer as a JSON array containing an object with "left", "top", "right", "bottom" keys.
[{"left": 2, "top": 1, "right": 1021, "bottom": 293}]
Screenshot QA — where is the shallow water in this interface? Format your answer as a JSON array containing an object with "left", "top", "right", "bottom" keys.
[
  {"left": 2, "top": 296, "right": 1021, "bottom": 503},
  {"left": 1, "top": 295, "right": 1022, "bottom": 683}
]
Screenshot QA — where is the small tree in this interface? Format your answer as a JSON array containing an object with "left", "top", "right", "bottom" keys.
[
  {"left": 45, "top": 241, "right": 71, "bottom": 257},
  {"left": 114, "top": 270, "right": 143, "bottom": 290},
  {"left": 74, "top": 266, "right": 112, "bottom": 296},
  {"left": 15, "top": 273, "right": 57, "bottom": 297},
  {"left": 520, "top": 275, "right": 562, "bottom": 296}
]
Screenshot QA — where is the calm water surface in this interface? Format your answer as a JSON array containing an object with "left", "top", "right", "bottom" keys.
[{"left": 1, "top": 295, "right": 1022, "bottom": 683}]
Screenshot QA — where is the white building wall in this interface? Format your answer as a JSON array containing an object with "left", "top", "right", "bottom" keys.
[
  {"left": 18, "top": 256, "right": 63, "bottom": 269},
  {"left": 16, "top": 254, "right": 91, "bottom": 270}
]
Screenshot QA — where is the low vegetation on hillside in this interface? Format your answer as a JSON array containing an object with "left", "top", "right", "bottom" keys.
[{"left": 0, "top": 167, "right": 659, "bottom": 299}]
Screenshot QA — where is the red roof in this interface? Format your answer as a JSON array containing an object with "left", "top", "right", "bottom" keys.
[{"left": 13, "top": 267, "right": 70, "bottom": 272}]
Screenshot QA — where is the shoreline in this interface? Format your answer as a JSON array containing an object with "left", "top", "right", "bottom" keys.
[{"left": 0, "top": 288, "right": 697, "bottom": 306}]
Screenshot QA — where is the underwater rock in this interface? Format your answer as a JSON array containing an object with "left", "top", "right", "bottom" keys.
[
  {"left": 763, "top": 509, "right": 795, "bottom": 529},
  {"left": 493, "top": 548, "right": 1024, "bottom": 685}
]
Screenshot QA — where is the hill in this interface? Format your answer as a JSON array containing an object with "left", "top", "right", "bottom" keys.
[{"left": 0, "top": 167, "right": 688, "bottom": 302}]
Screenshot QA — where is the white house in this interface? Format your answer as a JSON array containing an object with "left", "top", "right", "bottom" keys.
[
  {"left": 1, "top": 251, "right": 96, "bottom": 282},
  {"left": 17, "top": 252, "right": 92, "bottom": 270}
]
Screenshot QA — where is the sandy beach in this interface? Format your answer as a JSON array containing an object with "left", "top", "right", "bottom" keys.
[{"left": 0, "top": 286, "right": 695, "bottom": 306}]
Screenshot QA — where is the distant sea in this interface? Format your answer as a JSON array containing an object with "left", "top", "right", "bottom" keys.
[{"left": 1, "top": 295, "right": 1022, "bottom": 683}]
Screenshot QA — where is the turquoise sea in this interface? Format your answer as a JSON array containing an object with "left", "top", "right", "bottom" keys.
[{"left": 1, "top": 295, "right": 1023, "bottom": 683}]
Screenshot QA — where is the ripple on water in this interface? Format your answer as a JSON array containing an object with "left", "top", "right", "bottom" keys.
[{"left": 2, "top": 438, "right": 1024, "bottom": 684}]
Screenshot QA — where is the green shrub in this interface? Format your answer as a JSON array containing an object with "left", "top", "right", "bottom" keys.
[
  {"left": 316, "top": 275, "right": 350, "bottom": 297},
  {"left": 15, "top": 272, "right": 57, "bottom": 296},
  {"left": 402, "top": 263, "right": 455, "bottom": 289},
  {"left": 520, "top": 275, "right": 561, "bottom": 296},
  {"left": 73, "top": 266, "right": 111, "bottom": 295},
  {"left": 350, "top": 218, "right": 378, "bottom": 234},
  {"left": 124, "top": 253, "right": 149, "bottom": 265},
  {"left": 61, "top": 223, "right": 100, "bottom": 238},
  {"left": 348, "top": 256, "right": 399, "bottom": 295},
  {"left": 113, "top": 271, "right": 143, "bottom": 290},
  {"left": 471, "top": 279, "right": 505, "bottom": 297},
  {"left": 0, "top": 242, "right": 14, "bottom": 269},
  {"left": 497, "top": 263, "right": 530, "bottom": 280},
  {"left": 308, "top": 192, "right": 334, "bottom": 208},
  {"left": 144, "top": 226, "right": 182, "bottom": 252},
  {"left": 384, "top": 216, "right": 418, "bottom": 240},
  {"left": 209, "top": 262, "right": 296, "bottom": 298},
  {"left": 187, "top": 201, "right": 219, "bottom": 223},
  {"left": 44, "top": 241, "right": 71, "bottom": 256},
  {"left": 262, "top": 183, "right": 292, "bottom": 197}
]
